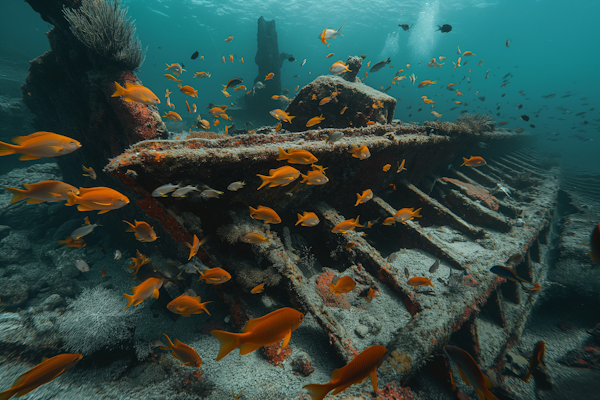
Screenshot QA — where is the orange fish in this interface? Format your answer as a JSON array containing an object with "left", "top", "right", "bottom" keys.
[
  {"left": 265, "top": 72, "right": 275, "bottom": 80},
  {"left": 3, "top": 180, "right": 78, "bottom": 203},
  {"left": 523, "top": 341, "right": 546, "bottom": 382},
  {"left": 418, "top": 80, "right": 437, "bottom": 88},
  {"left": 326, "top": 53, "right": 334, "bottom": 58},
  {"left": 394, "top": 207, "right": 422, "bottom": 224},
  {"left": 461, "top": 156, "right": 486, "bottom": 167},
  {"left": 328, "top": 276, "right": 356, "bottom": 295},
  {"left": 229, "top": 55, "right": 234, "bottom": 63},
  {"left": 0, "top": 353, "right": 83, "bottom": 400},
  {"left": 340, "top": 106, "right": 347, "bottom": 114},
  {"left": 365, "top": 288, "right": 377, "bottom": 302},
  {"left": 332, "top": 216, "right": 363, "bottom": 233},
  {"left": 159, "top": 334, "right": 202, "bottom": 367},
  {"left": 407, "top": 276, "right": 433, "bottom": 288},
  {"left": 257, "top": 166, "right": 301, "bottom": 189},
  {"left": 456, "top": 89, "right": 463, "bottom": 96},
  {"left": 222, "top": 56, "right": 225, "bottom": 63},
  {"left": 275, "top": 122, "right": 282, "bottom": 132},
  {"left": 0, "top": 132, "right": 81, "bottom": 161},
  {"left": 251, "top": 283, "right": 265, "bottom": 294},
  {"left": 123, "top": 277, "right": 163, "bottom": 311},
  {"left": 58, "top": 237, "right": 86, "bottom": 248},
  {"left": 167, "top": 293, "right": 212, "bottom": 316},
  {"left": 164, "top": 74, "right": 182, "bottom": 84},
  {"left": 101, "top": 269, "right": 106, "bottom": 278},
  {"left": 296, "top": 211, "right": 320, "bottom": 227},
  {"left": 186, "top": 234, "right": 209, "bottom": 260},
  {"left": 123, "top": 220, "right": 158, "bottom": 242},
  {"left": 249, "top": 205, "right": 281, "bottom": 224},
  {"left": 319, "top": 97, "right": 332, "bottom": 106},
  {"left": 382, "top": 217, "right": 396, "bottom": 226},
  {"left": 277, "top": 147, "right": 318, "bottom": 164},
  {"left": 462, "top": 51, "right": 475, "bottom": 57},
  {"left": 241, "top": 57, "right": 244, "bottom": 63},
  {"left": 444, "top": 345, "right": 500, "bottom": 400},
  {"left": 112, "top": 81, "right": 160, "bottom": 105},
  {"left": 241, "top": 233, "right": 270, "bottom": 244},
  {"left": 225, "top": 36, "right": 234, "bottom": 42},
  {"left": 82, "top": 165, "right": 97, "bottom": 179},
  {"left": 382, "top": 164, "right": 391, "bottom": 172},
  {"left": 179, "top": 85, "right": 198, "bottom": 97},
  {"left": 163, "top": 111, "right": 182, "bottom": 121},
  {"left": 198, "top": 267, "right": 231, "bottom": 285},
  {"left": 306, "top": 114, "right": 325, "bottom": 127},
  {"left": 269, "top": 109, "right": 295, "bottom": 123},
  {"left": 346, "top": 242, "right": 355, "bottom": 250},
  {"left": 128, "top": 250, "right": 151, "bottom": 277},
  {"left": 355, "top": 189, "right": 373, "bottom": 206},
  {"left": 300, "top": 170, "right": 329, "bottom": 185},
  {"left": 388, "top": 184, "right": 396, "bottom": 191},
  {"left": 303, "top": 345, "right": 387, "bottom": 400},
  {"left": 210, "top": 307, "right": 304, "bottom": 361},
  {"left": 165, "top": 63, "right": 185, "bottom": 76},
  {"left": 66, "top": 187, "right": 129, "bottom": 214},
  {"left": 348, "top": 144, "right": 370, "bottom": 160}
]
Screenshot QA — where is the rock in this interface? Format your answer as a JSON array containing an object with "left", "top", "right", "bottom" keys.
[
  {"left": 355, "top": 324, "right": 369, "bottom": 338},
  {"left": 291, "top": 351, "right": 314, "bottom": 376},
  {"left": 0, "top": 225, "right": 11, "bottom": 241},
  {"left": 0, "top": 279, "right": 29, "bottom": 307},
  {"left": 42, "top": 293, "right": 65, "bottom": 311},
  {"left": 284, "top": 74, "right": 396, "bottom": 131},
  {"left": 0, "top": 231, "right": 33, "bottom": 264},
  {"left": 339, "top": 56, "right": 362, "bottom": 83},
  {"left": 359, "top": 314, "right": 382, "bottom": 335}
]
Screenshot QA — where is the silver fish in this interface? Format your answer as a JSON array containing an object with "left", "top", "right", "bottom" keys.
[
  {"left": 152, "top": 183, "right": 181, "bottom": 197},
  {"left": 171, "top": 185, "right": 199, "bottom": 197},
  {"left": 227, "top": 181, "right": 245, "bottom": 191},
  {"left": 326, "top": 131, "right": 344, "bottom": 144},
  {"left": 201, "top": 189, "right": 223, "bottom": 199},
  {"left": 70, "top": 221, "right": 100, "bottom": 239},
  {"left": 74, "top": 257, "right": 90, "bottom": 272},
  {"left": 429, "top": 259, "right": 439, "bottom": 273}
]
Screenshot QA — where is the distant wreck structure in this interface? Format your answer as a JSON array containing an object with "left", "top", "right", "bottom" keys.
[
  {"left": 284, "top": 56, "right": 396, "bottom": 131},
  {"left": 243, "top": 16, "right": 294, "bottom": 120}
]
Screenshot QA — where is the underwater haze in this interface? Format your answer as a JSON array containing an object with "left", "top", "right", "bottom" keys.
[{"left": 1, "top": 0, "right": 600, "bottom": 399}]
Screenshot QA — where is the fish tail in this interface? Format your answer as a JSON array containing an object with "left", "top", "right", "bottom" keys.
[
  {"left": 201, "top": 301, "right": 213, "bottom": 315},
  {"left": 276, "top": 147, "right": 289, "bottom": 161},
  {"left": 413, "top": 208, "right": 423, "bottom": 218},
  {"left": 337, "top": 22, "right": 346, "bottom": 36},
  {"left": 0, "top": 387, "right": 18, "bottom": 400},
  {"left": 210, "top": 330, "right": 241, "bottom": 361},
  {"left": 65, "top": 190, "right": 79, "bottom": 206},
  {"left": 327, "top": 283, "right": 336, "bottom": 296},
  {"left": 123, "top": 293, "right": 135, "bottom": 311},
  {"left": 256, "top": 176, "right": 271, "bottom": 190},
  {"left": 461, "top": 157, "right": 469, "bottom": 166},
  {"left": 159, "top": 333, "right": 175, "bottom": 350},
  {"left": 123, "top": 220, "right": 136, "bottom": 232},
  {"left": 302, "top": 383, "right": 335, "bottom": 400},
  {"left": 2, "top": 186, "right": 28, "bottom": 203},
  {"left": 0, "top": 141, "right": 16, "bottom": 157},
  {"left": 111, "top": 81, "right": 127, "bottom": 97},
  {"left": 295, "top": 213, "right": 304, "bottom": 226}
]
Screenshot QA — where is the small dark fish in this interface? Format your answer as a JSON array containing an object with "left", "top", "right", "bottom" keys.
[
  {"left": 383, "top": 85, "right": 392, "bottom": 93},
  {"left": 180, "top": 63, "right": 185, "bottom": 69},
  {"left": 515, "top": 128, "right": 525, "bottom": 133},
  {"left": 404, "top": 268, "right": 410, "bottom": 279},
  {"left": 479, "top": 96, "right": 485, "bottom": 101},
  {"left": 543, "top": 94, "right": 555, "bottom": 99},
  {"left": 561, "top": 94, "right": 571, "bottom": 98},
  {"left": 398, "top": 24, "right": 413, "bottom": 31},
  {"left": 437, "top": 24, "right": 452, "bottom": 33},
  {"left": 517, "top": 104, "right": 523, "bottom": 109},
  {"left": 293, "top": 75, "right": 300, "bottom": 78},
  {"left": 530, "top": 124, "right": 536, "bottom": 128},
  {"left": 506, "top": 254, "right": 523, "bottom": 267},
  {"left": 288, "top": 56, "right": 296, "bottom": 62},
  {"left": 576, "top": 112, "right": 585, "bottom": 116},
  {"left": 191, "top": 51, "right": 199, "bottom": 60},
  {"left": 429, "top": 259, "right": 440, "bottom": 273},
  {"left": 370, "top": 57, "right": 391, "bottom": 73},
  {"left": 225, "top": 78, "right": 243, "bottom": 88},
  {"left": 450, "top": 106, "right": 458, "bottom": 110},
  {"left": 501, "top": 93, "right": 506, "bottom": 97},
  {"left": 461, "top": 110, "right": 469, "bottom": 114},
  {"left": 417, "top": 108, "right": 422, "bottom": 112},
  {"left": 502, "top": 72, "right": 511, "bottom": 79},
  {"left": 521, "top": 115, "right": 530, "bottom": 121},
  {"left": 360, "top": 54, "right": 367, "bottom": 59}
]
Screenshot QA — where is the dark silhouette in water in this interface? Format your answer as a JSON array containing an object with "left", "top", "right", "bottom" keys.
[
  {"left": 370, "top": 58, "right": 391, "bottom": 73},
  {"left": 191, "top": 51, "right": 199, "bottom": 59},
  {"left": 437, "top": 24, "right": 452, "bottom": 33},
  {"left": 398, "top": 24, "right": 413, "bottom": 31}
]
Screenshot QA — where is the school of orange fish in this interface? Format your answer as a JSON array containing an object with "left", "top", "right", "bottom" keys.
[{"left": 1, "top": 23, "right": 599, "bottom": 400}]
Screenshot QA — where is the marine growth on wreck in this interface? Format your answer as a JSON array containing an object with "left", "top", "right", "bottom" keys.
[{"left": 0, "top": 0, "right": 599, "bottom": 399}]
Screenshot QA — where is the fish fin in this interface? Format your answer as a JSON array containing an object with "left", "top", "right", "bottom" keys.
[
  {"left": 483, "top": 372, "right": 493, "bottom": 390},
  {"left": 276, "top": 147, "right": 288, "bottom": 161},
  {"left": 327, "top": 283, "right": 336, "bottom": 296},
  {"left": 170, "top": 351, "right": 182, "bottom": 361},
  {"left": 281, "top": 330, "right": 292, "bottom": 348},
  {"left": 461, "top": 157, "right": 469, "bottom": 167},
  {"left": 302, "top": 383, "right": 334, "bottom": 400},
  {"left": 152, "top": 287, "right": 160, "bottom": 299},
  {"left": 19, "top": 154, "right": 42, "bottom": 161},
  {"left": 76, "top": 205, "right": 96, "bottom": 212},
  {"left": 201, "top": 302, "right": 212, "bottom": 315},
  {"left": 256, "top": 175, "right": 271, "bottom": 190},
  {"left": 413, "top": 208, "right": 423, "bottom": 218},
  {"left": 0, "top": 388, "right": 19, "bottom": 400},
  {"left": 123, "top": 293, "right": 135, "bottom": 311},
  {"left": 2, "top": 186, "right": 27, "bottom": 203},
  {"left": 457, "top": 364, "right": 472, "bottom": 387},
  {"left": 112, "top": 81, "right": 126, "bottom": 97},
  {"left": 97, "top": 209, "right": 111, "bottom": 214},
  {"left": 0, "top": 141, "right": 16, "bottom": 156},
  {"left": 369, "top": 368, "right": 379, "bottom": 393},
  {"left": 123, "top": 220, "right": 136, "bottom": 231},
  {"left": 160, "top": 333, "right": 174, "bottom": 350},
  {"left": 210, "top": 330, "right": 241, "bottom": 361},
  {"left": 295, "top": 213, "right": 304, "bottom": 226},
  {"left": 337, "top": 23, "right": 346, "bottom": 36},
  {"left": 331, "top": 382, "right": 354, "bottom": 395},
  {"left": 474, "top": 388, "right": 487, "bottom": 400},
  {"left": 239, "top": 342, "right": 262, "bottom": 356},
  {"left": 25, "top": 198, "right": 45, "bottom": 204},
  {"left": 92, "top": 201, "right": 113, "bottom": 206},
  {"left": 241, "top": 317, "right": 263, "bottom": 333}
]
